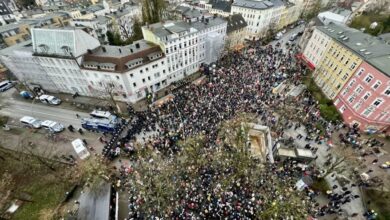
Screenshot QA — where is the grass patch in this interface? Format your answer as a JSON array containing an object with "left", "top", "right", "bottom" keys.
[
  {"left": 363, "top": 189, "right": 390, "bottom": 220},
  {"left": 303, "top": 76, "right": 341, "bottom": 122},
  {"left": 0, "top": 147, "right": 76, "bottom": 220},
  {"left": 350, "top": 11, "right": 390, "bottom": 36},
  {"left": 311, "top": 178, "right": 330, "bottom": 193}
]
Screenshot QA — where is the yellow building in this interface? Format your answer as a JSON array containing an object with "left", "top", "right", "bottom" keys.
[
  {"left": 278, "top": 7, "right": 289, "bottom": 29},
  {"left": 278, "top": 2, "right": 302, "bottom": 29},
  {"left": 313, "top": 25, "right": 363, "bottom": 100}
]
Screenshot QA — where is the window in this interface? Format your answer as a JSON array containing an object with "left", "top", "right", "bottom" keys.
[
  {"left": 348, "top": 79, "right": 356, "bottom": 87},
  {"left": 356, "top": 67, "right": 364, "bottom": 76},
  {"left": 140, "top": 70, "right": 143, "bottom": 73},
  {"left": 342, "top": 88, "right": 349, "bottom": 96},
  {"left": 353, "top": 101, "right": 362, "bottom": 110},
  {"left": 372, "top": 81, "right": 381, "bottom": 90},
  {"left": 363, "top": 92, "right": 371, "bottom": 100},
  {"left": 385, "top": 88, "right": 390, "bottom": 96},
  {"left": 339, "top": 105, "right": 346, "bottom": 113},
  {"left": 348, "top": 96, "right": 355, "bottom": 103},
  {"left": 130, "top": 73, "right": 133, "bottom": 78},
  {"left": 355, "top": 85, "right": 363, "bottom": 94},
  {"left": 373, "top": 99, "right": 383, "bottom": 107},
  {"left": 116, "top": 76, "right": 120, "bottom": 80},
  {"left": 350, "top": 62, "right": 357, "bottom": 70},
  {"left": 142, "top": 78, "right": 145, "bottom": 83},
  {"left": 362, "top": 108, "right": 373, "bottom": 117},
  {"left": 133, "top": 83, "right": 137, "bottom": 87},
  {"left": 364, "top": 75, "right": 373, "bottom": 83}
]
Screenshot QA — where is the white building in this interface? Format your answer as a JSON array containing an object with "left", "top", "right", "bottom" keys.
[
  {"left": 317, "top": 8, "right": 352, "bottom": 26},
  {"left": 142, "top": 17, "right": 227, "bottom": 82},
  {"left": 71, "top": 16, "right": 113, "bottom": 43},
  {"left": 81, "top": 40, "right": 168, "bottom": 102},
  {"left": 231, "top": 0, "right": 291, "bottom": 38},
  {"left": 302, "top": 28, "right": 332, "bottom": 69},
  {"left": 2, "top": 25, "right": 214, "bottom": 103}
]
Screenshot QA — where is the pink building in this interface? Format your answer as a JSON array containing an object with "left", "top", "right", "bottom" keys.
[{"left": 334, "top": 61, "right": 390, "bottom": 134}]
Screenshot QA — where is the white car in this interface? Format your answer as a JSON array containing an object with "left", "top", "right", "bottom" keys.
[
  {"left": 20, "top": 116, "right": 42, "bottom": 129},
  {"left": 41, "top": 120, "right": 64, "bottom": 133},
  {"left": 0, "top": 80, "right": 15, "bottom": 92},
  {"left": 39, "top": 95, "right": 61, "bottom": 105},
  {"left": 72, "top": 139, "right": 90, "bottom": 160}
]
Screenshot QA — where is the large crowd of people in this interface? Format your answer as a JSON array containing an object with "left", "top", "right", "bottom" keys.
[{"left": 98, "top": 41, "right": 375, "bottom": 218}]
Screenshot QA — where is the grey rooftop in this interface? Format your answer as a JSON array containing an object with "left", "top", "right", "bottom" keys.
[
  {"left": 232, "top": 0, "right": 285, "bottom": 10},
  {"left": 145, "top": 17, "right": 227, "bottom": 39},
  {"left": 318, "top": 23, "right": 390, "bottom": 77}
]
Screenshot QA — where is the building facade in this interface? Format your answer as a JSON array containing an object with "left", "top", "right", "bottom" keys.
[
  {"left": 334, "top": 61, "right": 390, "bottom": 133},
  {"left": 231, "top": 0, "right": 302, "bottom": 38},
  {"left": 302, "top": 27, "right": 331, "bottom": 69},
  {"left": 301, "top": 23, "right": 390, "bottom": 132},
  {"left": 225, "top": 14, "right": 248, "bottom": 50},
  {"left": 142, "top": 18, "right": 227, "bottom": 82},
  {"left": 1, "top": 19, "right": 227, "bottom": 103},
  {"left": 313, "top": 26, "right": 363, "bottom": 100}
]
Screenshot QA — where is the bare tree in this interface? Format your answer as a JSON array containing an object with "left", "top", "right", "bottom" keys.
[
  {"left": 94, "top": 80, "right": 124, "bottom": 113},
  {"left": 18, "top": 135, "right": 60, "bottom": 172},
  {"left": 322, "top": 146, "right": 362, "bottom": 179}
]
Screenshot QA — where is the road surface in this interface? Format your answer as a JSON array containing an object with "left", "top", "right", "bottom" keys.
[
  {"left": 0, "top": 89, "right": 89, "bottom": 127},
  {"left": 269, "top": 24, "right": 305, "bottom": 50}
]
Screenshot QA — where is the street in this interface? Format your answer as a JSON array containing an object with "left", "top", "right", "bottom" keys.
[
  {"left": 0, "top": 88, "right": 89, "bottom": 127},
  {"left": 269, "top": 24, "right": 305, "bottom": 50}
]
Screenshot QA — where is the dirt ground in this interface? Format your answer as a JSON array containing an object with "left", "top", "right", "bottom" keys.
[{"left": 0, "top": 125, "right": 103, "bottom": 160}]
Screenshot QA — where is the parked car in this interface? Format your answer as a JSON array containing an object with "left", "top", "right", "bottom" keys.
[
  {"left": 38, "top": 95, "right": 61, "bottom": 105},
  {"left": 0, "top": 80, "right": 15, "bottom": 92},
  {"left": 289, "top": 33, "right": 298, "bottom": 41},
  {"left": 20, "top": 116, "right": 42, "bottom": 129},
  {"left": 90, "top": 110, "right": 114, "bottom": 119},
  {"left": 41, "top": 120, "right": 64, "bottom": 133},
  {"left": 380, "top": 161, "right": 390, "bottom": 169},
  {"left": 20, "top": 91, "right": 34, "bottom": 99}
]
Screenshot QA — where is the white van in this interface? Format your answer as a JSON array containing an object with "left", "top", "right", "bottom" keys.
[
  {"left": 90, "top": 110, "right": 112, "bottom": 119},
  {"left": 39, "top": 95, "right": 61, "bottom": 105},
  {"left": 41, "top": 120, "right": 64, "bottom": 133},
  {"left": 0, "top": 80, "right": 14, "bottom": 92},
  {"left": 72, "top": 139, "right": 90, "bottom": 160},
  {"left": 20, "top": 116, "right": 42, "bottom": 128}
]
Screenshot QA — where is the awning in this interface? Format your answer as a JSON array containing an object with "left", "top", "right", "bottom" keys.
[{"left": 296, "top": 53, "right": 315, "bottom": 70}]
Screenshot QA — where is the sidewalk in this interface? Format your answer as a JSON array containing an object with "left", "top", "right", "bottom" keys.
[
  {"left": 284, "top": 126, "right": 365, "bottom": 218},
  {"left": 131, "top": 71, "right": 203, "bottom": 111}
]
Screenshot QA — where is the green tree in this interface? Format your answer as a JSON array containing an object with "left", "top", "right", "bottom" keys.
[
  {"left": 141, "top": 0, "right": 166, "bottom": 24},
  {"left": 106, "top": 30, "right": 123, "bottom": 46},
  {"left": 302, "top": 1, "right": 321, "bottom": 21}
]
